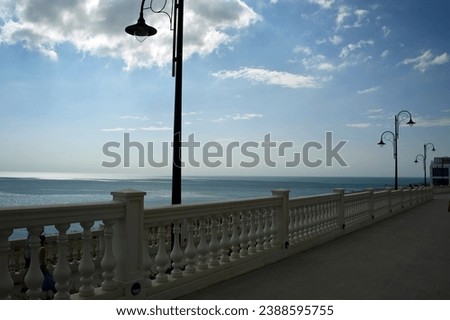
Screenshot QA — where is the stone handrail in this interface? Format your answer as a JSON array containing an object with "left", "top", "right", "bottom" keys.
[{"left": 0, "top": 186, "right": 433, "bottom": 300}]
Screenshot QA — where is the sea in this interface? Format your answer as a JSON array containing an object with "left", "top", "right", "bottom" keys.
[{"left": 0, "top": 174, "right": 424, "bottom": 208}]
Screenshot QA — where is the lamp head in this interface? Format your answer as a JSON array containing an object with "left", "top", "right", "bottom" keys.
[
  {"left": 432, "top": 147, "right": 436, "bottom": 152},
  {"left": 414, "top": 159, "right": 419, "bottom": 163},
  {"left": 125, "top": 16, "right": 157, "bottom": 42},
  {"left": 406, "top": 118, "right": 415, "bottom": 126},
  {"left": 377, "top": 139, "right": 386, "bottom": 147}
]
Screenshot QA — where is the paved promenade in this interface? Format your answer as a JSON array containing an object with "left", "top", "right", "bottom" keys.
[{"left": 180, "top": 194, "right": 450, "bottom": 300}]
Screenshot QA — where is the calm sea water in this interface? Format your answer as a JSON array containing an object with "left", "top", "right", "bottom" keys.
[{"left": 0, "top": 175, "right": 423, "bottom": 208}]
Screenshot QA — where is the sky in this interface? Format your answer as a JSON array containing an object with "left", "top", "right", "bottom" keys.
[{"left": 0, "top": 0, "right": 449, "bottom": 179}]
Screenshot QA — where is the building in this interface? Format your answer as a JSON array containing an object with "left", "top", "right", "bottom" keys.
[{"left": 430, "top": 157, "right": 450, "bottom": 186}]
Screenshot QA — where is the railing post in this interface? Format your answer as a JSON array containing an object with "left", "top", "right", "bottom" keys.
[
  {"left": 111, "top": 189, "right": 146, "bottom": 299},
  {"left": 365, "top": 188, "right": 374, "bottom": 220},
  {"left": 334, "top": 188, "right": 345, "bottom": 229},
  {"left": 386, "top": 187, "right": 393, "bottom": 213},
  {"left": 271, "top": 189, "right": 290, "bottom": 249}
]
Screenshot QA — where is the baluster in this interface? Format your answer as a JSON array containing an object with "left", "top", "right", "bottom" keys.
[
  {"left": 53, "top": 223, "right": 71, "bottom": 300},
  {"left": 18, "top": 248, "right": 26, "bottom": 277},
  {"left": 155, "top": 224, "right": 170, "bottom": 283},
  {"left": 0, "top": 229, "right": 14, "bottom": 300},
  {"left": 219, "top": 215, "right": 231, "bottom": 263},
  {"left": 270, "top": 208, "right": 278, "bottom": 248},
  {"left": 8, "top": 249, "right": 15, "bottom": 277},
  {"left": 101, "top": 219, "right": 116, "bottom": 291},
  {"left": 288, "top": 210, "right": 295, "bottom": 244},
  {"left": 293, "top": 208, "right": 300, "bottom": 243},
  {"left": 197, "top": 218, "right": 209, "bottom": 270},
  {"left": 322, "top": 203, "right": 328, "bottom": 234},
  {"left": 327, "top": 201, "right": 333, "bottom": 229},
  {"left": 263, "top": 209, "right": 272, "bottom": 250},
  {"left": 247, "top": 210, "right": 257, "bottom": 255},
  {"left": 171, "top": 221, "right": 184, "bottom": 278},
  {"left": 208, "top": 217, "right": 220, "bottom": 267},
  {"left": 25, "top": 227, "right": 44, "bottom": 299},
  {"left": 297, "top": 207, "right": 305, "bottom": 241},
  {"left": 306, "top": 205, "right": 313, "bottom": 239},
  {"left": 329, "top": 200, "right": 335, "bottom": 229},
  {"left": 142, "top": 226, "right": 153, "bottom": 287},
  {"left": 310, "top": 205, "right": 318, "bottom": 237},
  {"left": 255, "top": 211, "right": 265, "bottom": 252},
  {"left": 239, "top": 212, "right": 249, "bottom": 257},
  {"left": 316, "top": 204, "right": 323, "bottom": 235},
  {"left": 230, "top": 212, "right": 241, "bottom": 261},
  {"left": 184, "top": 220, "right": 197, "bottom": 273},
  {"left": 78, "top": 221, "right": 95, "bottom": 297}
]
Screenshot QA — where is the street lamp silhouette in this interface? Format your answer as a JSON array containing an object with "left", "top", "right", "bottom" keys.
[
  {"left": 378, "top": 110, "right": 416, "bottom": 190},
  {"left": 125, "top": 0, "right": 184, "bottom": 205},
  {"left": 414, "top": 143, "right": 436, "bottom": 186}
]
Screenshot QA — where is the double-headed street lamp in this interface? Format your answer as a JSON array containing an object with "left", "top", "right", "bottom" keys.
[
  {"left": 414, "top": 142, "right": 436, "bottom": 186},
  {"left": 378, "top": 110, "right": 416, "bottom": 190},
  {"left": 125, "top": 0, "right": 184, "bottom": 205}
]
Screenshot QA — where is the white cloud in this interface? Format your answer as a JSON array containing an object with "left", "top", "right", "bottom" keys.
[
  {"left": 346, "top": 123, "right": 371, "bottom": 128},
  {"left": 382, "top": 26, "right": 391, "bottom": 38},
  {"left": 120, "top": 115, "right": 150, "bottom": 120},
  {"left": 301, "top": 54, "right": 350, "bottom": 73},
  {"left": 101, "top": 127, "right": 127, "bottom": 132},
  {"left": 0, "top": 0, "right": 261, "bottom": 70},
  {"left": 354, "top": 9, "right": 369, "bottom": 27},
  {"left": 212, "top": 67, "right": 320, "bottom": 89},
  {"left": 400, "top": 50, "right": 449, "bottom": 72},
  {"left": 211, "top": 113, "right": 263, "bottom": 123},
  {"left": 413, "top": 116, "right": 450, "bottom": 128},
  {"left": 293, "top": 45, "right": 312, "bottom": 56},
  {"left": 308, "top": 0, "right": 335, "bottom": 9},
  {"left": 340, "top": 40, "right": 374, "bottom": 59},
  {"left": 140, "top": 126, "right": 172, "bottom": 131},
  {"left": 336, "top": 6, "right": 369, "bottom": 29},
  {"left": 232, "top": 113, "right": 263, "bottom": 120},
  {"left": 381, "top": 50, "right": 389, "bottom": 58},
  {"left": 329, "top": 35, "right": 343, "bottom": 45},
  {"left": 357, "top": 86, "right": 380, "bottom": 94},
  {"left": 336, "top": 6, "right": 351, "bottom": 29}
]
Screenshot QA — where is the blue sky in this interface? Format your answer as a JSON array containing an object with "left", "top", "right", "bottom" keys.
[{"left": 0, "top": 0, "right": 449, "bottom": 178}]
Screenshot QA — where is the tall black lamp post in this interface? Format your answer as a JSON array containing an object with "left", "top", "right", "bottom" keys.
[
  {"left": 378, "top": 110, "right": 416, "bottom": 190},
  {"left": 414, "top": 143, "right": 436, "bottom": 186},
  {"left": 125, "top": 0, "right": 184, "bottom": 205}
]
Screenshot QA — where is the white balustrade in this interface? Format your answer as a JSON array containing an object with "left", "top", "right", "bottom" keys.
[{"left": 1, "top": 186, "right": 434, "bottom": 300}]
